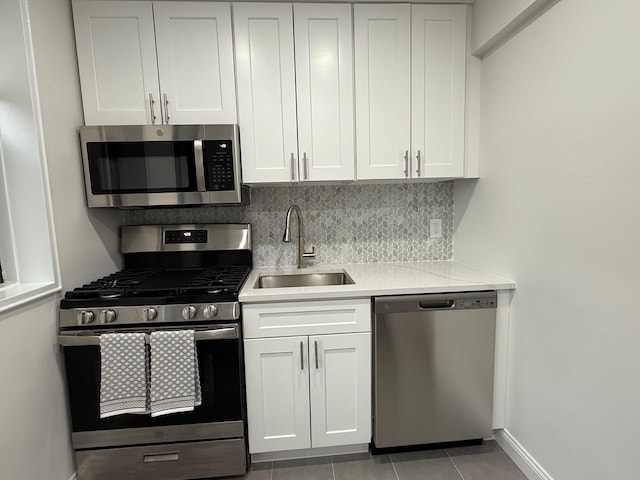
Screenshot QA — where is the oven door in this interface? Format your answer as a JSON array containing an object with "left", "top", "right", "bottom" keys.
[{"left": 60, "top": 324, "right": 245, "bottom": 450}]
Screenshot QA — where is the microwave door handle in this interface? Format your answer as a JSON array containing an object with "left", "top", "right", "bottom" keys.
[{"left": 194, "top": 140, "right": 206, "bottom": 192}]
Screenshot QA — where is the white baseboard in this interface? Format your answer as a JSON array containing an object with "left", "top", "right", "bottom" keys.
[
  {"left": 494, "top": 429, "right": 554, "bottom": 480},
  {"left": 251, "top": 443, "right": 369, "bottom": 463}
]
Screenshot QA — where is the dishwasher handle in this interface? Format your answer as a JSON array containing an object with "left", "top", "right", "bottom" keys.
[{"left": 418, "top": 299, "right": 454, "bottom": 310}]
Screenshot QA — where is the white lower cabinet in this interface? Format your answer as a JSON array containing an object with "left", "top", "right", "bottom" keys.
[{"left": 243, "top": 299, "right": 371, "bottom": 455}]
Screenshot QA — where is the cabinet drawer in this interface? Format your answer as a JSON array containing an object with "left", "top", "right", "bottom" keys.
[
  {"left": 76, "top": 438, "right": 246, "bottom": 480},
  {"left": 243, "top": 298, "right": 371, "bottom": 338}
]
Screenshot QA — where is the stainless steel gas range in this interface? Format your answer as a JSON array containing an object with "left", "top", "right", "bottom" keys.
[{"left": 58, "top": 224, "right": 252, "bottom": 480}]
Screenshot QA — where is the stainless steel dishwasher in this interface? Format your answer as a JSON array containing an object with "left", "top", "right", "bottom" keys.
[{"left": 373, "top": 291, "right": 497, "bottom": 450}]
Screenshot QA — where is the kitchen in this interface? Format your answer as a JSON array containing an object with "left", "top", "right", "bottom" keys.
[{"left": 1, "top": 0, "right": 638, "bottom": 479}]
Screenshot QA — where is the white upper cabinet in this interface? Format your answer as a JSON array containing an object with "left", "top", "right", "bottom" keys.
[
  {"left": 233, "top": 3, "right": 298, "bottom": 184},
  {"left": 411, "top": 5, "right": 467, "bottom": 178},
  {"left": 354, "top": 4, "right": 411, "bottom": 180},
  {"left": 73, "top": 1, "right": 237, "bottom": 125},
  {"left": 153, "top": 3, "right": 237, "bottom": 125},
  {"left": 294, "top": 4, "right": 355, "bottom": 182},
  {"left": 354, "top": 4, "right": 467, "bottom": 180},
  {"left": 73, "top": 2, "right": 159, "bottom": 125},
  {"left": 234, "top": 3, "right": 354, "bottom": 184}
]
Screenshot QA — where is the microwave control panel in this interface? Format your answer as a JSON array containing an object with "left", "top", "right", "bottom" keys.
[{"left": 204, "top": 140, "right": 235, "bottom": 191}]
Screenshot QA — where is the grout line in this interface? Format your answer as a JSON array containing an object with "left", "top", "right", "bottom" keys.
[
  {"left": 446, "top": 451, "right": 466, "bottom": 480},
  {"left": 388, "top": 454, "right": 401, "bottom": 480},
  {"left": 330, "top": 455, "right": 336, "bottom": 480}
]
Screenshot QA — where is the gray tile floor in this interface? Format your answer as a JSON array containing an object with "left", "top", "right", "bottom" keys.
[{"left": 239, "top": 441, "right": 527, "bottom": 480}]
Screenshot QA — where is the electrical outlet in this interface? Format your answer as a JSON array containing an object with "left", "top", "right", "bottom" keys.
[{"left": 429, "top": 219, "right": 443, "bottom": 238}]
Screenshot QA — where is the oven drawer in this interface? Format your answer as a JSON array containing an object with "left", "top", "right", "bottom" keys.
[{"left": 76, "top": 438, "right": 246, "bottom": 480}]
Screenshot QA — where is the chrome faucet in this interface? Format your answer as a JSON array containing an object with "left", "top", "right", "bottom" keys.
[{"left": 283, "top": 204, "right": 316, "bottom": 268}]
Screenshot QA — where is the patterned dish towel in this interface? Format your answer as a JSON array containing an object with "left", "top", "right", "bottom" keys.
[
  {"left": 99, "top": 333, "right": 148, "bottom": 418},
  {"left": 150, "top": 330, "right": 202, "bottom": 417}
]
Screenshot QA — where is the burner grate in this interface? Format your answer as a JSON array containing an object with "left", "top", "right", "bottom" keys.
[{"left": 63, "top": 265, "right": 251, "bottom": 303}]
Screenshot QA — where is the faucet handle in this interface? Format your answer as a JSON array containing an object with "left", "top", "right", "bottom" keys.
[{"left": 303, "top": 246, "right": 316, "bottom": 258}]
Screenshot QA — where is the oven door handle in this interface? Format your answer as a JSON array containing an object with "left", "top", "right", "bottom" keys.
[{"left": 58, "top": 326, "right": 239, "bottom": 346}]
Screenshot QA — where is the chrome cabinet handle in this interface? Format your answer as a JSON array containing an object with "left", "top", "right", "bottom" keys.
[
  {"left": 148, "top": 93, "right": 157, "bottom": 124},
  {"left": 314, "top": 340, "right": 319, "bottom": 370},
  {"left": 300, "top": 341, "right": 304, "bottom": 370},
  {"left": 416, "top": 150, "right": 421, "bottom": 177},
  {"left": 404, "top": 150, "right": 409, "bottom": 178},
  {"left": 163, "top": 93, "right": 170, "bottom": 124},
  {"left": 303, "top": 152, "right": 309, "bottom": 180},
  {"left": 290, "top": 153, "right": 296, "bottom": 181}
]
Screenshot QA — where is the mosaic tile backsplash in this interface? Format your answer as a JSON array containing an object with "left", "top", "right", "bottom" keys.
[{"left": 124, "top": 182, "right": 453, "bottom": 267}]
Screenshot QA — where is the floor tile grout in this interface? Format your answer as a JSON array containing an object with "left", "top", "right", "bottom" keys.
[
  {"left": 330, "top": 455, "right": 336, "bottom": 480},
  {"left": 448, "top": 455, "right": 466, "bottom": 480},
  {"left": 388, "top": 453, "right": 402, "bottom": 480}
]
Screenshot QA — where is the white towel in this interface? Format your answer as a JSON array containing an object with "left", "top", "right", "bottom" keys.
[
  {"left": 149, "top": 330, "right": 201, "bottom": 417},
  {"left": 99, "top": 333, "right": 148, "bottom": 418}
]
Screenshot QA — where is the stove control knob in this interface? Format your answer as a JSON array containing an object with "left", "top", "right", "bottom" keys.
[
  {"left": 203, "top": 305, "right": 218, "bottom": 319},
  {"left": 78, "top": 310, "right": 95, "bottom": 325},
  {"left": 142, "top": 307, "right": 158, "bottom": 322},
  {"left": 182, "top": 305, "right": 197, "bottom": 320},
  {"left": 100, "top": 310, "right": 117, "bottom": 324}
]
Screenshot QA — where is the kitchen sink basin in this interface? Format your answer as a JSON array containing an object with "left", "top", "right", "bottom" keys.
[{"left": 255, "top": 271, "right": 355, "bottom": 289}]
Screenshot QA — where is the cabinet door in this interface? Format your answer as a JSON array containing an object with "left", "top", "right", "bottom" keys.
[
  {"left": 411, "top": 5, "right": 467, "bottom": 178},
  {"left": 153, "top": 2, "right": 237, "bottom": 125},
  {"left": 72, "top": 1, "right": 160, "bottom": 125},
  {"left": 294, "top": 4, "right": 354, "bottom": 182},
  {"left": 309, "top": 333, "right": 371, "bottom": 448},
  {"left": 354, "top": 4, "right": 411, "bottom": 180},
  {"left": 234, "top": 3, "right": 298, "bottom": 184},
  {"left": 244, "top": 337, "right": 311, "bottom": 453}
]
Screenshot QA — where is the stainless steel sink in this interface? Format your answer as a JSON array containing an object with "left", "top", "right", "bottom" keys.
[{"left": 255, "top": 271, "right": 355, "bottom": 289}]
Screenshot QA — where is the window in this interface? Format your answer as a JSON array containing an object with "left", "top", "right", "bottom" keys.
[
  {"left": 0, "top": 0, "right": 60, "bottom": 311},
  {"left": 0, "top": 132, "right": 11, "bottom": 286}
]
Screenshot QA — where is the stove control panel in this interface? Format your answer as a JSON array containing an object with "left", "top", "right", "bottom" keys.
[
  {"left": 60, "top": 302, "right": 240, "bottom": 329},
  {"left": 165, "top": 229, "right": 208, "bottom": 244}
]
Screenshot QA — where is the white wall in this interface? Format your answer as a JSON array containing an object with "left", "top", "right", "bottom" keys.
[
  {"left": 454, "top": 0, "right": 640, "bottom": 478},
  {"left": 0, "top": 0, "right": 120, "bottom": 478},
  {"left": 471, "top": 0, "right": 559, "bottom": 55}
]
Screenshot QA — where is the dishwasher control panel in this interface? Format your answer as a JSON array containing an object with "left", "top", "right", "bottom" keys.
[{"left": 456, "top": 297, "right": 497, "bottom": 309}]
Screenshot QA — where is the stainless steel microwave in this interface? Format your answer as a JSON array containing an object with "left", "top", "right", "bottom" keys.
[{"left": 79, "top": 124, "right": 248, "bottom": 208}]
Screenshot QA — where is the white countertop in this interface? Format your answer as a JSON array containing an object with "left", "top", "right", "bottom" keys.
[{"left": 239, "top": 261, "right": 515, "bottom": 303}]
